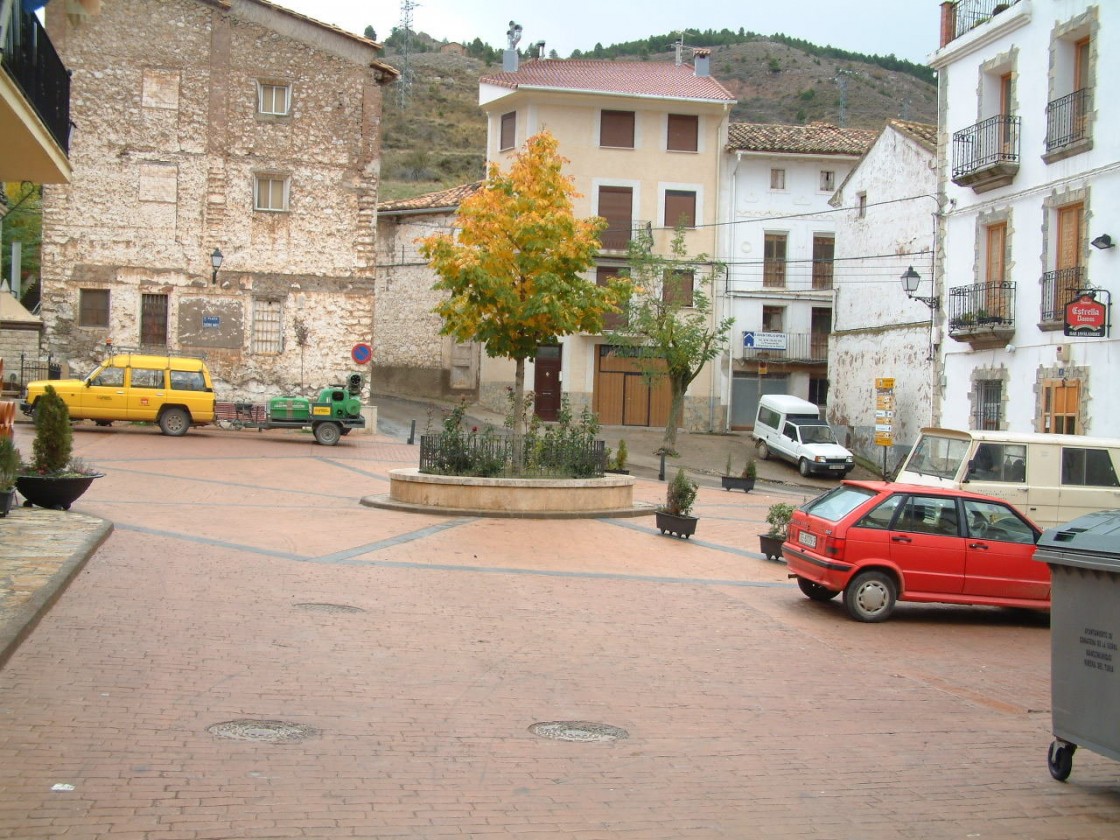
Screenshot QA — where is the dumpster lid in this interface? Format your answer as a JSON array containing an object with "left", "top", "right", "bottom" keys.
[{"left": 1036, "top": 509, "right": 1120, "bottom": 572}]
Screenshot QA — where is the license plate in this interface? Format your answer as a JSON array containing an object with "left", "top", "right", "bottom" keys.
[
  {"left": 798, "top": 532, "right": 817, "bottom": 548},
  {"left": 829, "top": 464, "right": 846, "bottom": 470}
]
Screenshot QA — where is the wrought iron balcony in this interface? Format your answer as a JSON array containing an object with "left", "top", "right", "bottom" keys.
[
  {"left": 742, "top": 332, "right": 829, "bottom": 364},
  {"left": 1, "top": 4, "right": 70, "bottom": 154},
  {"left": 944, "top": 1, "right": 1022, "bottom": 44},
  {"left": 1040, "top": 266, "right": 1084, "bottom": 323},
  {"left": 952, "top": 115, "right": 1020, "bottom": 192},
  {"left": 1045, "top": 88, "right": 1092, "bottom": 154},
  {"left": 947, "top": 281, "right": 1016, "bottom": 346}
]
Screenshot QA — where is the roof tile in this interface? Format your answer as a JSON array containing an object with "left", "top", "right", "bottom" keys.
[
  {"left": 481, "top": 59, "right": 735, "bottom": 102},
  {"left": 378, "top": 181, "right": 484, "bottom": 214},
  {"left": 726, "top": 122, "right": 877, "bottom": 156}
]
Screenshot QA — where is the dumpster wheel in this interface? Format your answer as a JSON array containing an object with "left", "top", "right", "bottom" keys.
[{"left": 1047, "top": 739, "right": 1076, "bottom": 782}]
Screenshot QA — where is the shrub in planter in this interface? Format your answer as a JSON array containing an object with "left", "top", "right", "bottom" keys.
[
  {"left": 656, "top": 468, "right": 699, "bottom": 538},
  {"left": 721, "top": 454, "right": 757, "bottom": 492},
  {"left": 0, "top": 436, "right": 19, "bottom": 517},
  {"left": 16, "top": 385, "right": 103, "bottom": 510},
  {"left": 759, "top": 502, "right": 795, "bottom": 561}
]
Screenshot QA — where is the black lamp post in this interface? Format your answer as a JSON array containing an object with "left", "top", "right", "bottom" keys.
[
  {"left": 901, "top": 265, "right": 938, "bottom": 309},
  {"left": 210, "top": 248, "right": 224, "bottom": 285}
]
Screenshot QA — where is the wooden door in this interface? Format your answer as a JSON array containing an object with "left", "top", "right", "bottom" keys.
[
  {"left": 533, "top": 345, "right": 562, "bottom": 421},
  {"left": 1054, "top": 203, "right": 1083, "bottom": 313}
]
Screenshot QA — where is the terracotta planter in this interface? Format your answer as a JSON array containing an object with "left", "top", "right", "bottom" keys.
[
  {"left": 15, "top": 473, "right": 103, "bottom": 511},
  {"left": 759, "top": 533, "right": 786, "bottom": 561},
  {"left": 656, "top": 510, "right": 698, "bottom": 539},
  {"left": 721, "top": 475, "right": 755, "bottom": 493}
]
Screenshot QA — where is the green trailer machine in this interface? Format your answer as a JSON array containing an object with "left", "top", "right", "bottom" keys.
[{"left": 215, "top": 374, "right": 366, "bottom": 445}]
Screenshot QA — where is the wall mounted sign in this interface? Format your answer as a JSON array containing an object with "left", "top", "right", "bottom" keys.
[
  {"left": 1064, "top": 292, "right": 1108, "bottom": 338},
  {"left": 874, "top": 377, "right": 895, "bottom": 447},
  {"left": 351, "top": 342, "right": 372, "bottom": 365},
  {"left": 202, "top": 315, "right": 220, "bottom": 328},
  {"left": 743, "top": 331, "right": 787, "bottom": 350}
]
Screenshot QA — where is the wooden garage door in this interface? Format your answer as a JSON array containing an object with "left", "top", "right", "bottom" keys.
[{"left": 594, "top": 346, "right": 671, "bottom": 427}]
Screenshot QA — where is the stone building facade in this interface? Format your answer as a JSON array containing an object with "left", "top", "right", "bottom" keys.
[
  {"left": 40, "top": 0, "right": 397, "bottom": 398},
  {"left": 374, "top": 182, "right": 482, "bottom": 400}
]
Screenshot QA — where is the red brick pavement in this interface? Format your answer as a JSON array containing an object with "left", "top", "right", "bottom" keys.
[{"left": 0, "top": 422, "right": 1117, "bottom": 839}]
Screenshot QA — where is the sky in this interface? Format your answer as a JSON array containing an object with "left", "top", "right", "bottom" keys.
[{"left": 269, "top": 1, "right": 943, "bottom": 66}]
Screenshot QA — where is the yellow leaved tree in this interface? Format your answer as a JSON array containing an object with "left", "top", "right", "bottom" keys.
[{"left": 419, "top": 131, "right": 628, "bottom": 432}]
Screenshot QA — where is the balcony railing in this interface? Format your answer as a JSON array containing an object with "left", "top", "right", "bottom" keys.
[
  {"left": 1045, "top": 88, "right": 1092, "bottom": 153},
  {"left": 947, "top": 281, "right": 1016, "bottom": 339},
  {"left": 742, "top": 332, "right": 829, "bottom": 364},
  {"left": 945, "top": 0, "right": 1022, "bottom": 43},
  {"left": 599, "top": 220, "right": 651, "bottom": 252},
  {"left": 1, "top": 4, "right": 71, "bottom": 154},
  {"left": 1040, "top": 266, "right": 1084, "bottom": 323},
  {"left": 952, "top": 115, "right": 1021, "bottom": 190}
]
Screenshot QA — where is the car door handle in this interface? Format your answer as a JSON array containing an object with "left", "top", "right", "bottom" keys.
[
  {"left": 891, "top": 535, "right": 912, "bottom": 543},
  {"left": 968, "top": 542, "right": 989, "bottom": 550}
]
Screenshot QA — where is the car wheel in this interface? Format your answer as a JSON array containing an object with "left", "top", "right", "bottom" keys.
[
  {"left": 844, "top": 570, "right": 897, "bottom": 622},
  {"left": 158, "top": 407, "right": 191, "bottom": 436},
  {"left": 796, "top": 577, "right": 840, "bottom": 602},
  {"left": 756, "top": 441, "right": 770, "bottom": 460},
  {"left": 313, "top": 422, "right": 341, "bottom": 446},
  {"left": 798, "top": 458, "right": 812, "bottom": 477}
]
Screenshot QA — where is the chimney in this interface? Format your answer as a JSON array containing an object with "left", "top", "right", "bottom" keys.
[
  {"left": 674, "top": 39, "right": 683, "bottom": 66},
  {"left": 504, "top": 20, "right": 522, "bottom": 72},
  {"left": 693, "top": 48, "right": 710, "bottom": 77}
]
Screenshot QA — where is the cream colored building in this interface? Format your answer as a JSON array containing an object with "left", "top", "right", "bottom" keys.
[{"left": 477, "top": 50, "right": 736, "bottom": 429}]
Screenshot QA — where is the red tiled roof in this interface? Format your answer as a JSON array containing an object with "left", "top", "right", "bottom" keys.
[
  {"left": 378, "top": 181, "right": 484, "bottom": 214},
  {"left": 887, "top": 119, "right": 938, "bottom": 153},
  {"left": 481, "top": 59, "right": 735, "bottom": 102},
  {"left": 726, "top": 122, "right": 877, "bottom": 156}
]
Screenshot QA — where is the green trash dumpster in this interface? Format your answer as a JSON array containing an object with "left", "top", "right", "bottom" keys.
[{"left": 1034, "top": 510, "right": 1120, "bottom": 782}]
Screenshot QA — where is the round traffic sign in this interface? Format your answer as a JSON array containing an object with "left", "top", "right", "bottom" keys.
[{"left": 351, "top": 342, "right": 372, "bottom": 364}]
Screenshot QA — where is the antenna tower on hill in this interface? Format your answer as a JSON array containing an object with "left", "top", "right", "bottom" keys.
[{"left": 396, "top": 0, "right": 417, "bottom": 108}]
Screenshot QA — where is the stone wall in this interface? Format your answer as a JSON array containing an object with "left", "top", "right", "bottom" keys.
[{"left": 41, "top": 0, "right": 392, "bottom": 400}]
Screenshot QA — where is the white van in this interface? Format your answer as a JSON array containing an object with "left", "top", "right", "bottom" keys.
[
  {"left": 895, "top": 427, "right": 1120, "bottom": 527},
  {"left": 752, "top": 394, "right": 855, "bottom": 478}
]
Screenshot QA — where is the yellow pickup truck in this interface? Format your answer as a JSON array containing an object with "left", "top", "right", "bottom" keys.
[{"left": 22, "top": 352, "right": 216, "bottom": 436}]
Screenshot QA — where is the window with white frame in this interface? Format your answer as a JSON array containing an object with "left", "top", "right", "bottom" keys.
[
  {"left": 257, "top": 82, "right": 291, "bottom": 116},
  {"left": 251, "top": 299, "right": 283, "bottom": 354},
  {"left": 819, "top": 170, "right": 835, "bottom": 191},
  {"left": 254, "top": 174, "right": 290, "bottom": 212},
  {"left": 770, "top": 168, "right": 786, "bottom": 190}
]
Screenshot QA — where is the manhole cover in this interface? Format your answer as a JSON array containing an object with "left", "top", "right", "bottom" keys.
[
  {"left": 207, "top": 719, "right": 319, "bottom": 743},
  {"left": 529, "top": 721, "right": 629, "bottom": 742},
  {"left": 294, "top": 603, "right": 365, "bottom": 614}
]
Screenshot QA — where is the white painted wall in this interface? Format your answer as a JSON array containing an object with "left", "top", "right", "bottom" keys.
[{"left": 829, "top": 124, "right": 939, "bottom": 467}]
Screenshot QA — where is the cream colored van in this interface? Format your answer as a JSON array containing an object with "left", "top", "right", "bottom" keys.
[{"left": 895, "top": 427, "right": 1120, "bottom": 527}]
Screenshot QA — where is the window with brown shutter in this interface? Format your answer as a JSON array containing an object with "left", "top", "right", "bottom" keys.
[
  {"left": 500, "top": 111, "right": 516, "bottom": 150},
  {"left": 663, "top": 270, "right": 694, "bottom": 307},
  {"left": 811, "top": 236, "right": 834, "bottom": 289},
  {"left": 664, "top": 190, "right": 696, "bottom": 228},
  {"left": 764, "top": 233, "right": 787, "bottom": 288},
  {"left": 598, "top": 186, "right": 633, "bottom": 249},
  {"left": 140, "top": 293, "right": 168, "bottom": 348},
  {"left": 600, "top": 110, "right": 635, "bottom": 148},
  {"left": 79, "top": 289, "right": 110, "bottom": 328},
  {"left": 667, "top": 114, "right": 698, "bottom": 152},
  {"left": 597, "top": 267, "right": 628, "bottom": 330}
]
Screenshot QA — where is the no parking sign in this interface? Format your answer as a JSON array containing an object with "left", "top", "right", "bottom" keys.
[{"left": 351, "top": 343, "right": 372, "bottom": 365}]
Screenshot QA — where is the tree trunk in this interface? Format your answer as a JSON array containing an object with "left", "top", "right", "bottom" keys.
[
  {"left": 662, "top": 376, "right": 686, "bottom": 454},
  {"left": 513, "top": 358, "right": 527, "bottom": 436}
]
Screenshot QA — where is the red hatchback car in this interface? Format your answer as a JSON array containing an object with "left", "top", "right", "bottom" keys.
[{"left": 783, "top": 481, "right": 1050, "bottom": 622}]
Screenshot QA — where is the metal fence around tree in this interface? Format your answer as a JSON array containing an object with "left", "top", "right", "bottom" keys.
[{"left": 419, "top": 433, "right": 606, "bottom": 479}]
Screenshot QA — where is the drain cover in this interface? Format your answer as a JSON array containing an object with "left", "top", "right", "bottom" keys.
[
  {"left": 529, "top": 721, "right": 629, "bottom": 742},
  {"left": 207, "top": 719, "right": 319, "bottom": 743},
  {"left": 294, "top": 603, "right": 365, "bottom": 614}
]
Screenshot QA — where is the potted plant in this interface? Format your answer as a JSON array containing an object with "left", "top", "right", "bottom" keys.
[
  {"left": 721, "top": 454, "right": 757, "bottom": 492},
  {"left": 605, "top": 438, "right": 629, "bottom": 474},
  {"left": 15, "top": 385, "right": 103, "bottom": 510},
  {"left": 759, "top": 502, "right": 795, "bottom": 561},
  {"left": 0, "top": 436, "right": 19, "bottom": 517},
  {"left": 656, "top": 468, "right": 699, "bottom": 539}
]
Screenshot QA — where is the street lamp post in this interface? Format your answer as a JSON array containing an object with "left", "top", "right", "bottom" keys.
[{"left": 210, "top": 248, "right": 224, "bottom": 285}]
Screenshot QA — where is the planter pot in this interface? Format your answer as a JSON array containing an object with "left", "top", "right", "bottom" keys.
[
  {"left": 759, "top": 533, "right": 786, "bottom": 561},
  {"left": 0, "top": 488, "right": 14, "bottom": 518},
  {"left": 15, "top": 473, "right": 103, "bottom": 511},
  {"left": 656, "top": 510, "right": 698, "bottom": 539},
  {"left": 721, "top": 475, "right": 755, "bottom": 493}
]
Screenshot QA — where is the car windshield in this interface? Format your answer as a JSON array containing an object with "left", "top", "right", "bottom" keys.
[
  {"left": 901, "top": 434, "right": 971, "bottom": 480},
  {"left": 799, "top": 424, "right": 836, "bottom": 445},
  {"left": 803, "top": 484, "right": 876, "bottom": 522}
]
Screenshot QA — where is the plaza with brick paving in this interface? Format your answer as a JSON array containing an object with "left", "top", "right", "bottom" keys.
[{"left": 0, "top": 418, "right": 1117, "bottom": 839}]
